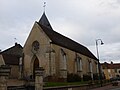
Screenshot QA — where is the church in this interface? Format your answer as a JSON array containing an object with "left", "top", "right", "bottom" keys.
[{"left": 0, "top": 12, "right": 99, "bottom": 86}]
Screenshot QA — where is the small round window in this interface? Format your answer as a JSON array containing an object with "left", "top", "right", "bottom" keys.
[{"left": 32, "top": 41, "right": 39, "bottom": 51}]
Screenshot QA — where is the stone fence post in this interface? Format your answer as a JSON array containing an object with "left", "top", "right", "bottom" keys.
[
  {"left": 0, "top": 65, "right": 11, "bottom": 90},
  {"left": 35, "top": 67, "right": 44, "bottom": 90}
]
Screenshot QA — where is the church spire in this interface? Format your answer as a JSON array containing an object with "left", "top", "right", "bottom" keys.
[
  {"left": 39, "top": 12, "right": 53, "bottom": 30},
  {"left": 39, "top": 2, "right": 53, "bottom": 30}
]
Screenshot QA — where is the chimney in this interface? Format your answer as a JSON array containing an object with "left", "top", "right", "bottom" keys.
[{"left": 111, "top": 61, "right": 113, "bottom": 64}]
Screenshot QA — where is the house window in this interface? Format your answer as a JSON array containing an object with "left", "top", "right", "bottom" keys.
[
  {"left": 115, "top": 69, "right": 117, "bottom": 73},
  {"left": 19, "top": 57, "right": 23, "bottom": 79},
  {"left": 19, "top": 57, "right": 22, "bottom": 65},
  {"left": 108, "top": 69, "right": 110, "bottom": 73}
]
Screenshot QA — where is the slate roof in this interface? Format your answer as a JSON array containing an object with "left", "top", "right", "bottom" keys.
[
  {"left": 39, "top": 12, "right": 53, "bottom": 30},
  {"left": 37, "top": 22, "right": 98, "bottom": 60},
  {"left": 0, "top": 43, "right": 23, "bottom": 65}
]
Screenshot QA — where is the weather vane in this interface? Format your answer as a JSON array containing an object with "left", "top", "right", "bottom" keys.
[{"left": 43, "top": 2, "right": 46, "bottom": 12}]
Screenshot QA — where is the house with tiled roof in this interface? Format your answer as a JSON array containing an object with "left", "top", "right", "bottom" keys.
[
  {"left": 101, "top": 62, "right": 120, "bottom": 80},
  {"left": 0, "top": 43, "right": 23, "bottom": 79}
]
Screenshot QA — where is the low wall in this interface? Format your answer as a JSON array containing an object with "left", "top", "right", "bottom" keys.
[
  {"left": 44, "top": 83, "right": 111, "bottom": 90},
  {"left": 44, "top": 84, "right": 96, "bottom": 90},
  {"left": 7, "top": 82, "right": 111, "bottom": 90}
]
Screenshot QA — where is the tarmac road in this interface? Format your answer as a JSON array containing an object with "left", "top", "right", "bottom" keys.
[
  {"left": 110, "top": 88, "right": 120, "bottom": 90},
  {"left": 90, "top": 82, "right": 120, "bottom": 90}
]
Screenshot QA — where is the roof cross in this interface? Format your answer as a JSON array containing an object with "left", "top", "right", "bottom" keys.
[
  {"left": 43, "top": 2, "right": 46, "bottom": 12},
  {"left": 14, "top": 38, "right": 17, "bottom": 44}
]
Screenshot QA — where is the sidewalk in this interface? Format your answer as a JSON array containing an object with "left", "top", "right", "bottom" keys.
[{"left": 90, "top": 82, "right": 120, "bottom": 90}]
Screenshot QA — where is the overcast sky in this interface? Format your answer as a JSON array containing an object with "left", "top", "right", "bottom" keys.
[{"left": 0, "top": 0, "right": 120, "bottom": 63}]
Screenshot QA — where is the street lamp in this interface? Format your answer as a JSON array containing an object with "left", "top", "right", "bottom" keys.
[{"left": 95, "top": 39, "right": 104, "bottom": 87}]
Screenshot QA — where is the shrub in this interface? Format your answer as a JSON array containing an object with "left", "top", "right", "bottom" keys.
[
  {"left": 93, "top": 73, "right": 99, "bottom": 80},
  {"left": 67, "top": 73, "right": 81, "bottom": 82},
  {"left": 83, "top": 74, "right": 92, "bottom": 81},
  {"left": 93, "top": 73, "right": 105, "bottom": 80}
]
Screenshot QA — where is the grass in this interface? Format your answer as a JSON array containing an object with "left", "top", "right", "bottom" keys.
[{"left": 44, "top": 81, "right": 89, "bottom": 87}]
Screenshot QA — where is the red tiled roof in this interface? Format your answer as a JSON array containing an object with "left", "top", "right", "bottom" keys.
[{"left": 101, "top": 62, "right": 120, "bottom": 69}]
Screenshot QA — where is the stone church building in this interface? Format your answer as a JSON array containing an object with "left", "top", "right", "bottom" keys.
[{"left": 0, "top": 12, "right": 99, "bottom": 86}]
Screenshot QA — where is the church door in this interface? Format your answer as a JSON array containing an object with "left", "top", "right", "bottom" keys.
[{"left": 33, "top": 57, "right": 39, "bottom": 79}]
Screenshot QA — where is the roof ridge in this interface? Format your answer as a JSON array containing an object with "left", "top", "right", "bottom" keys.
[{"left": 0, "top": 44, "right": 23, "bottom": 54}]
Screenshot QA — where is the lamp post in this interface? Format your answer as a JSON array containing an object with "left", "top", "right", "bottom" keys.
[{"left": 95, "top": 39, "right": 104, "bottom": 87}]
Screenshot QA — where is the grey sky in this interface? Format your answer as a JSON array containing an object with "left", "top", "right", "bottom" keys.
[{"left": 0, "top": 0, "right": 120, "bottom": 63}]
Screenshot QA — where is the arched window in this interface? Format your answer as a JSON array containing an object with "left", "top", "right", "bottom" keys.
[
  {"left": 60, "top": 49, "right": 67, "bottom": 70},
  {"left": 88, "top": 60, "right": 92, "bottom": 73},
  {"left": 75, "top": 55, "right": 82, "bottom": 72}
]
